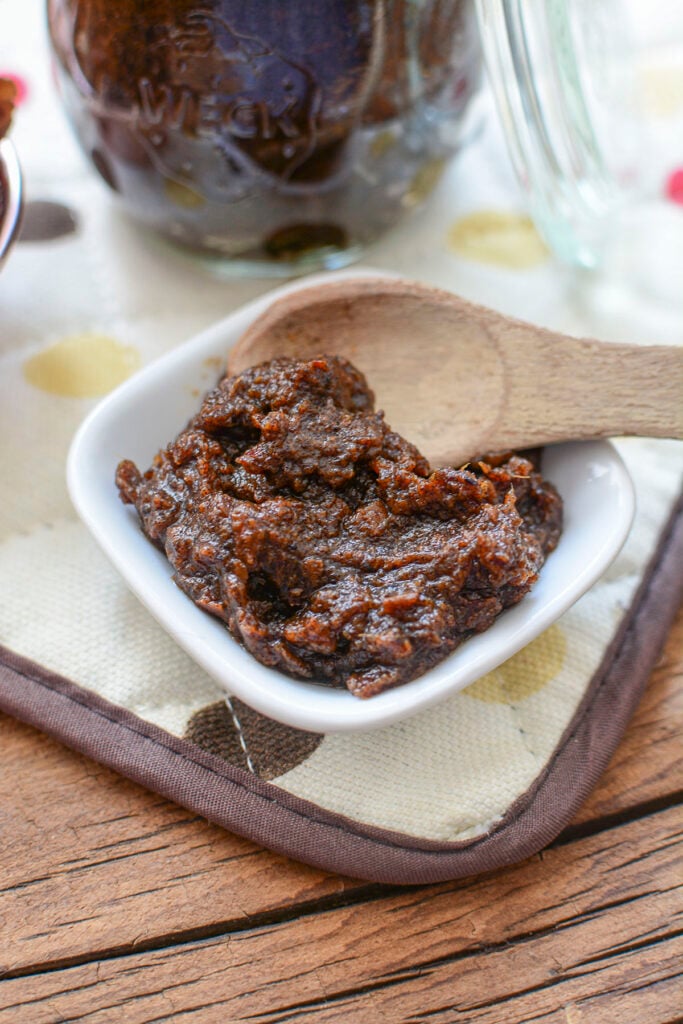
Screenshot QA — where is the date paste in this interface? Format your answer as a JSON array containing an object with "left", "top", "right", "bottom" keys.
[{"left": 116, "top": 356, "right": 562, "bottom": 698}]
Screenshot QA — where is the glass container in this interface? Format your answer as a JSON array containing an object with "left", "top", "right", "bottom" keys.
[
  {"left": 477, "top": 0, "right": 683, "bottom": 305},
  {"left": 47, "top": 0, "right": 482, "bottom": 273}
]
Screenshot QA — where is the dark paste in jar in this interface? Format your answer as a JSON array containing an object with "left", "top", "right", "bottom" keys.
[
  {"left": 116, "top": 356, "right": 562, "bottom": 698},
  {"left": 48, "top": 0, "right": 481, "bottom": 262}
]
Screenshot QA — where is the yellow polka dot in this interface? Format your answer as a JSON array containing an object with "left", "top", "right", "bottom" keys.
[
  {"left": 370, "top": 129, "right": 397, "bottom": 160},
  {"left": 466, "top": 624, "right": 567, "bottom": 704},
  {"left": 640, "top": 66, "right": 683, "bottom": 117},
  {"left": 447, "top": 210, "right": 548, "bottom": 268},
  {"left": 24, "top": 333, "right": 141, "bottom": 398},
  {"left": 164, "top": 178, "right": 205, "bottom": 208},
  {"left": 403, "top": 158, "right": 446, "bottom": 207}
]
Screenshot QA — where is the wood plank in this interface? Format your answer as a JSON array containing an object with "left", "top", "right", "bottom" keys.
[
  {"left": 253, "top": 939, "right": 683, "bottom": 1024},
  {"left": 1, "top": 606, "right": 680, "bottom": 976},
  {"left": 1, "top": 805, "right": 680, "bottom": 1023},
  {"left": 0, "top": 715, "right": 359, "bottom": 977}
]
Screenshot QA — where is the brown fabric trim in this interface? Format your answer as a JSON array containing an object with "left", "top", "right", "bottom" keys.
[{"left": 0, "top": 495, "right": 681, "bottom": 884}]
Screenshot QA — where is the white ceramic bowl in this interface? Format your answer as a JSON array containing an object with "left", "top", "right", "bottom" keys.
[{"left": 68, "top": 272, "right": 635, "bottom": 733}]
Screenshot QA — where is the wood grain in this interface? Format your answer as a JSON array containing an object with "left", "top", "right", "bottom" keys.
[
  {"left": 1, "top": 805, "right": 680, "bottom": 1023},
  {"left": 228, "top": 277, "right": 683, "bottom": 466},
  {"left": 1, "top": 606, "right": 680, "bottom": 981},
  {"left": 0, "top": 719, "right": 358, "bottom": 978}
]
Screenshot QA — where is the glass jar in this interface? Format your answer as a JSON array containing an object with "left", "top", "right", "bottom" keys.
[
  {"left": 47, "top": 0, "right": 481, "bottom": 273},
  {"left": 477, "top": 0, "right": 683, "bottom": 302}
]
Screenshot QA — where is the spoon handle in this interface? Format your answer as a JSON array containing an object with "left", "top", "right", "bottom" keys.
[{"left": 492, "top": 327, "right": 683, "bottom": 452}]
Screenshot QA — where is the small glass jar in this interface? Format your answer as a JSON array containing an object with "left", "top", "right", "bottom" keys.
[
  {"left": 47, "top": 0, "right": 482, "bottom": 273},
  {"left": 477, "top": 0, "right": 683, "bottom": 302}
]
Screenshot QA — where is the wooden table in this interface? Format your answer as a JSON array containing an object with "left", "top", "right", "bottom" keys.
[{"left": 1, "top": 607, "right": 681, "bottom": 1023}]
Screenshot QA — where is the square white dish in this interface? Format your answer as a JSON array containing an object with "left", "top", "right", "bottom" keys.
[{"left": 68, "top": 271, "right": 635, "bottom": 734}]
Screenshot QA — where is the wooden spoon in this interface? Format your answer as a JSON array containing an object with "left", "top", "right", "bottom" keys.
[{"left": 228, "top": 276, "right": 683, "bottom": 467}]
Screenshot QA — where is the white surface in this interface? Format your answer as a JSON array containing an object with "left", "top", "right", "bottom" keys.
[{"left": 67, "top": 271, "right": 636, "bottom": 734}]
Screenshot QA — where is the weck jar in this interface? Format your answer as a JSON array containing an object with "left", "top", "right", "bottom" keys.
[{"left": 47, "top": 0, "right": 482, "bottom": 272}]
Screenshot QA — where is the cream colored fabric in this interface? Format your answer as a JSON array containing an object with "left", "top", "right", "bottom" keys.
[{"left": 1, "top": 0, "right": 681, "bottom": 841}]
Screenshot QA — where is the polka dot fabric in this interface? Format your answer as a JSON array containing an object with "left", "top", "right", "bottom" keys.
[{"left": 1, "top": 0, "right": 681, "bottom": 851}]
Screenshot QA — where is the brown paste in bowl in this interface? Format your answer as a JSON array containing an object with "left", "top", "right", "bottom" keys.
[{"left": 116, "top": 356, "right": 562, "bottom": 698}]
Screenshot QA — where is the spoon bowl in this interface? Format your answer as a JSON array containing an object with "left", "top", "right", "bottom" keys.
[{"left": 229, "top": 276, "right": 683, "bottom": 466}]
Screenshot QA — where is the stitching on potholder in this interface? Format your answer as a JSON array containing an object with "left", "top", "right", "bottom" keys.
[{"left": 224, "top": 695, "right": 257, "bottom": 775}]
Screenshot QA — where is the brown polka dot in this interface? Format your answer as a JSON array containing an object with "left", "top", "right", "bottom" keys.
[
  {"left": 447, "top": 210, "right": 548, "bottom": 268},
  {"left": 466, "top": 624, "right": 567, "bottom": 704},
  {"left": 19, "top": 200, "right": 79, "bottom": 242},
  {"left": 185, "top": 699, "right": 323, "bottom": 780},
  {"left": 23, "top": 333, "right": 141, "bottom": 398}
]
